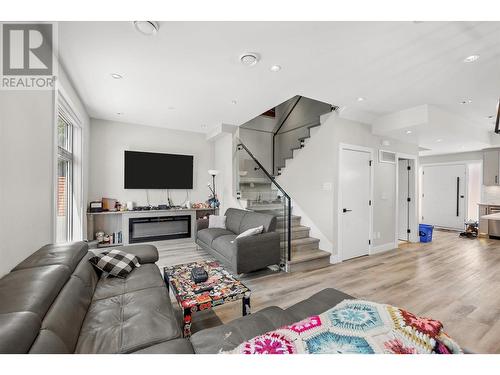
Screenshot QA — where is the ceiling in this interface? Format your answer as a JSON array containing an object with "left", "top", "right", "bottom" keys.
[{"left": 58, "top": 21, "right": 500, "bottom": 154}]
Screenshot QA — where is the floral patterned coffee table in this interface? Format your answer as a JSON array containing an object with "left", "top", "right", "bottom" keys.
[{"left": 164, "top": 260, "right": 251, "bottom": 337}]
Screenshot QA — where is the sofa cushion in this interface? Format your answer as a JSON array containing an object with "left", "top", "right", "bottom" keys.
[
  {"left": 197, "top": 228, "right": 234, "bottom": 247},
  {"left": 13, "top": 242, "right": 88, "bottom": 272},
  {"left": 0, "top": 265, "right": 71, "bottom": 317},
  {"left": 190, "top": 306, "right": 295, "bottom": 354},
  {"left": 284, "top": 288, "right": 354, "bottom": 321},
  {"left": 225, "top": 208, "right": 248, "bottom": 234},
  {"left": 92, "top": 263, "right": 165, "bottom": 301},
  {"left": 75, "top": 285, "right": 181, "bottom": 353},
  {"left": 0, "top": 312, "right": 41, "bottom": 354},
  {"left": 113, "top": 244, "right": 159, "bottom": 264},
  {"left": 208, "top": 214, "right": 226, "bottom": 229},
  {"left": 212, "top": 234, "right": 237, "bottom": 261},
  {"left": 89, "top": 249, "right": 140, "bottom": 278},
  {"left": 132, "top": 338, "right": 194, "bottom": 354},
  {"left": 239, "top": 211, "right": 276, "bottom": 233}
]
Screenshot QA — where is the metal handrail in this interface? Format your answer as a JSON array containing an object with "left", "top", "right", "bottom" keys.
[
  {"left": 237, "top": 140, "right": 292, "bottom": 263},
  {"left": 272, "top": 96, "right": 302, "bottom": 174}
]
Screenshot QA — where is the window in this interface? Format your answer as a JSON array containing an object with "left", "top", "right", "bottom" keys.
[{"left": 56, "top": 114, "right": 73, "bottom": 243}]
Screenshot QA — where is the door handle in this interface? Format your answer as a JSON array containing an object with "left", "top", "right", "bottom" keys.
[
  {"left": 456, "top": 177, "right": 460, "bottom": 217},
  {"left": 342, "top": 208, "right": 352, "bottom": 213}
]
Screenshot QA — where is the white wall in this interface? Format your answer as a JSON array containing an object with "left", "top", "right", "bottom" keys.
[
  {"left": 0, "top": 90, "right": 55, "bottom": 277},
  {"left": 238, "top": 128, "right": 273, "bottom": 172},
  {"left": 0, "top": 66, "right": 90, "bottom": 277},
  {"left": 88, "top": 119, "right": 213, "bottom": 212},
  {"left": 212, "top": 130, "right": 242, "bottom": 213},
  {"left": 277, "top": 113, "right": 419, "bottom": 258}
]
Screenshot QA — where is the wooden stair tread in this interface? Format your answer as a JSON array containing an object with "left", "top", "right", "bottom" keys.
[
  {"left": 280, "top": 237, "right": 319, "bottom": 248},
  {"left": 289, "top": 249, "right": 330, "bottom": 264},
  {"left": 276, "top": 225, "right": 310, "bottom": 233},
  {"left": 277, "top": 215, "right": 301, "bottom": 221}
]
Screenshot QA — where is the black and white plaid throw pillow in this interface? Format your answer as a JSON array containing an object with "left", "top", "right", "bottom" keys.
[{"left": 89, "top": 249, "right": 140, "bottom": 278}]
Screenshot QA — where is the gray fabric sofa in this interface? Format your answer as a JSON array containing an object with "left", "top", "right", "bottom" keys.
[
  {"left": 196, "top": 208, "right": 281, "bottom": 274},
  {"left": 0, "top": 241, "right": 192, "bottom": 354}
]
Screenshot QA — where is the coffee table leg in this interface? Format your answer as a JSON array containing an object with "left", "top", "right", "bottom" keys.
[
  {"left": 242, "top": 294, "right": 251, "bottom": 316},
  {"left": 164, "top": 272, "right": 170, "bottom": 292},
  {"left": 183, "top": 308, "right": 192, "bottom": 338}
]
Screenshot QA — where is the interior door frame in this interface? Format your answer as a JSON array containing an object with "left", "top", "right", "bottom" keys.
[
  {"left": 395, "top": 153, "right": 419, "bottom": 244},
  {"left": 419, "top": 161, "right": 469, "bottom": 231},
  {"left": 337, "top": 143, "right": 374, "bottom": 262}
]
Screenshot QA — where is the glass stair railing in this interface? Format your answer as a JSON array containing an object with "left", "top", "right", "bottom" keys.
[{"left": 237, "top": 141, "right": 292, "bottom": 269}]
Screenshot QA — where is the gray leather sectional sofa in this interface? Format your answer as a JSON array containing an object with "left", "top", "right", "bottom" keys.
[
  {"left": 0, "top": 241, "right": 191, "bottom": 354},
  {"left": 0, "top": 241, "right": 353, "bottom": 354},
  {"left": 196, "top": 208, "right": 281, "bottom": 274}
]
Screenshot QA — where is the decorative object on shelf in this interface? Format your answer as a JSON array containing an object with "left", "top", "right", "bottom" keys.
[
  {"left": 95, "top": 231, "right": 104, "bottom": 243},
  {"left": 126, "top": 201, "right": 135, "bottom": 211},
  {"left": 207, "top": 169, "right": 220, "bottom": 213},
  {"left": 102, "top": 198, "right": 118, "bottom": 212},
  {"left": 89, "top": 201, "right": 103, "bottom": 213}
]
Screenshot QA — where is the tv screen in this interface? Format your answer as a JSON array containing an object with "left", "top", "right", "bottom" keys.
[{"left": 124, "top": 151, "right": 193, "bottom": 189}]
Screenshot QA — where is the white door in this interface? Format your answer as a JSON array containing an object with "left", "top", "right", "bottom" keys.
[
  {"left": 340, "top": 148, "right": 371, "bottom": 260},
  {"left": 422, "top": 164, "right": 467, "bottom": 230},
  {"left": 398, "top": 159, "right": 410, "bottom": 241}
]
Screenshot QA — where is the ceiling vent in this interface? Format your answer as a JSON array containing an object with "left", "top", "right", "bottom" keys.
[{"left": 240, "top": 53, "right": 260, "bottom": 66}]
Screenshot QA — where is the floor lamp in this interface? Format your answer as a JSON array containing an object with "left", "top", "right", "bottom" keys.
[{"left": 208, "top": 169, "right": 219, "bottom": 214}]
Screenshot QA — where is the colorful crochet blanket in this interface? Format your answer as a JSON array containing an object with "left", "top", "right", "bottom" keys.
[{"left": 227, "top": 300, "right": 462, "bottom": 354}]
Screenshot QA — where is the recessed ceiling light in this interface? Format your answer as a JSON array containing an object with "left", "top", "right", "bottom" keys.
[
  {"left": 133, "top": 21, "right": 159, "bottom": 36},
  {"left": 357, "top": 97, "right": 366, "bottom": 102},
  {"left": 111, "top": 73, "right": 123, "bottom": 79},
  {"left": 463, "top": 55, "right": 480, "bottom": 63},
  {"left": 436, "top": 139, "right": 442, "bottom": 143},
  {"left": 240, "top": 53, "right": 260, "bottom": 66},
  {"left": 117, "top": 112, "right": 123, "bottom": 115},
  {"left": 406, "top": 130, "right": 412, "bottom": 134},
  {"left": 270, "top": 65, "right": 282, "bottom": 72},
  {"left": 460, "top": 99, "right": 473, "bottom": 104},
  {"left": 231, "top": 100, "right": 237, "bottom": 105}
]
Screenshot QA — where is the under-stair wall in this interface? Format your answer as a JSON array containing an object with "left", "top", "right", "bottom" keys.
[{"left": 275, "top": 112, "right": 336, "bottom": 258}]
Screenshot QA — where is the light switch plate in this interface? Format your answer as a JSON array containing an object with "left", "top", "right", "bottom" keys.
[{"left": 322, "top": 182, "right": 333, "bottom": 191}]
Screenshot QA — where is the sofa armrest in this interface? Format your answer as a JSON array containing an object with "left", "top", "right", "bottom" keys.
[
  {"left": 196, "top": 218, "right": 209, "bottom": 232},
  {"left": 235, "top": 232, "right": 281, "bottom": 273},
  {"left": 114, "top": 244, "right": 159, "bottom": 264}
]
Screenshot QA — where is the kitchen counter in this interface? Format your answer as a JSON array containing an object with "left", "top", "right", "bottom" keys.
[{"left": 481, "top": 213, "right": 500, "bottom": 221}]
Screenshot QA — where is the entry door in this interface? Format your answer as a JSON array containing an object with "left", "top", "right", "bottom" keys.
[
  {"left": 340, "top": 148, "right": 371, "bottom": 260},
  {"left": 398, "top": 159, "right": 410, "bottom": 241},
  {"left": 421, "top": 164, "right": 466, "bottom": 230}
]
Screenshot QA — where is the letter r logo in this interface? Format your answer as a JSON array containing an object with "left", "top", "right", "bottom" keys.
[{"left": 2, "top": 24, "right": 53, "bottom": 76}]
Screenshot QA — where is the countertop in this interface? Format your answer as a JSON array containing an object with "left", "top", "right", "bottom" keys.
[
  {"left": 478, "top": 203, "right": 500, "bottom": 206},
  {"left": 480, "top": 213, "right": 500, "bottom": 221}
]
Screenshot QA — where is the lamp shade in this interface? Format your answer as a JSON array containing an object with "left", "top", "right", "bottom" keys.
[{"left": 208, "top": 169, "right": 219, "bottom": 176}]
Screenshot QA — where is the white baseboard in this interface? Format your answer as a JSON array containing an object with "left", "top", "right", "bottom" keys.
[
  {"left": 370, "top": 242, "right": 397, "bottom": 255},
  {"left": 330, "top": 254, "right": 341, "bottom": 264}
]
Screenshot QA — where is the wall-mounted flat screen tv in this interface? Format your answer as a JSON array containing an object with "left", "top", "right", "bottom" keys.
[{"left": 124, "top": 151, "right": 193, "bottom": 189}]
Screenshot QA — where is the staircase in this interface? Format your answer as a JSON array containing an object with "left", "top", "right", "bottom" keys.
[
  {"left": 251, "top": 204, "right": 331, "bottom": 272},
  {"left": 237, "top": 96, "right": 335, "bottom": 273},
  {"left": 275, "top": 123, "right": 322, "bottom": 177}
]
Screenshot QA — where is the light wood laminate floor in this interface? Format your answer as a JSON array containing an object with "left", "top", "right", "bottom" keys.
[{"left": 157, "top": 230, "right": 500, "bottom": 353}]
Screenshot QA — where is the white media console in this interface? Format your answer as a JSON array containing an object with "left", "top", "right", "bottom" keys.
[{"left": 87, "top": 208, "right": 215, "bottom": 247}]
